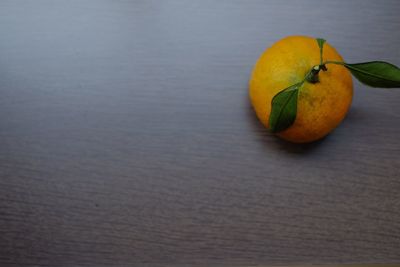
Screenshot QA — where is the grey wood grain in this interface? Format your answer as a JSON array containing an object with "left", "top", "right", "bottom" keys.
[{"left": 1, "top": 0, "right": 400, "bottom": 266}]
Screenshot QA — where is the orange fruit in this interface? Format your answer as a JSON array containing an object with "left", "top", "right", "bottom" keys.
[{"left": 249, "top": 35, "right": 353, "bottom": 143}]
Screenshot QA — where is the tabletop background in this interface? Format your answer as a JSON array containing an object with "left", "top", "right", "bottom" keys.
[{"left": 1, "top": 1, "right": 400, "bottom": 266}]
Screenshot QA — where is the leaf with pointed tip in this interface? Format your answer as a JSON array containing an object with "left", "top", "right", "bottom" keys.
[
  {"left": 269, "top": 82, "right": 301, "bottom": 133},
  {"left": 344, "top": 61, "right": 400, "bottom": 88}
]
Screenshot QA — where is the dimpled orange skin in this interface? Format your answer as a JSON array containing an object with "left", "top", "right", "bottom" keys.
[{"left": 249, "top": 35, "right": 353, "bottom": 143}]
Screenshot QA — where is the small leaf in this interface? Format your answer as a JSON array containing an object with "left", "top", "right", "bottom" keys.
[
  {"left": 316, "top": 38, "right": 326, "bottom": 63},
  {"left": 269, "top": 82, "right": 301, "bottom": 133},
  {"left": 344, "top": 61, "right": 400, "bottom": 88},
  {"left": 316, "top": 38, "right": 326, "bottom": 49}
]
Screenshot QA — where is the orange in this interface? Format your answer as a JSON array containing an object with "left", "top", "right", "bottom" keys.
[{"left": 249, "top": 35, "right": 353, "bottom": 143}]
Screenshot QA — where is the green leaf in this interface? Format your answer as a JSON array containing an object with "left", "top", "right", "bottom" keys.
[
  {"left": 316, "top": 38, "right": 326, "bottom": 49},
  {"left": 269, "top": 82, "right": 301, "bottom": 133},
  {"left": 316, "top": 38, "right": 326, "bottom": 64},
  {"left": 344, "top": 61, "right": 400, "bottom": 88}
]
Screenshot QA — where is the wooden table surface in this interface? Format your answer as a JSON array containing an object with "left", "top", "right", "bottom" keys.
[{"left": 1, "top": 1, "right": 400, "bottom": 266}]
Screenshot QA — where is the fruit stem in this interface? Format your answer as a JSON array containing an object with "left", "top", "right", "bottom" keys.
[
  {"left": 306, "top": 65, "right": 321, "bottom": 83},
  {"left": 305, "top": 63, "right": 329, "bottom": 84}
]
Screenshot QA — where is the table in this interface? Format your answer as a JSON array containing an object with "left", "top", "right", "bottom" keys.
[{"left": 1, "top": 0, "right": 400, "bottom": 266}]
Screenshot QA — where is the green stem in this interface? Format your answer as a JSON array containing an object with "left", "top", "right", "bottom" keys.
[
  {"left": 323, "top": 60, "right": 345, "bottom": 65},
  {"left": 319, "top": 48, "right": 323, "bottom": 66}
]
